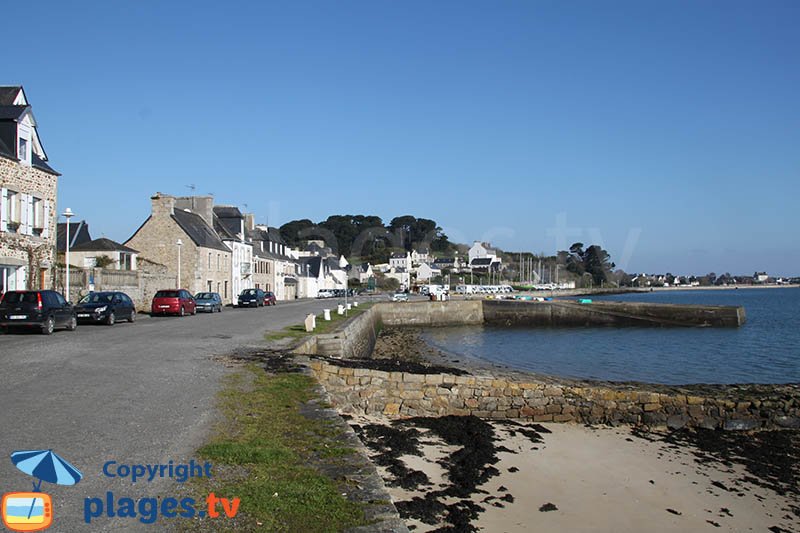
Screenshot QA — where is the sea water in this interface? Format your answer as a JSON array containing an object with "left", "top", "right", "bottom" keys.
[{"left": 422, "top": 288, "right": 800, "bottom": 385}]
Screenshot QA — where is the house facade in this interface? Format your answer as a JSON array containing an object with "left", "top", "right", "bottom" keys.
[
  {"left": 389, "top": 252, "right": 412, "bottom": 271},
  {"left": 0, "top": 86, "right": 59, "bottom": 294},
  {"left": 126, "top": 193, "right": 234, "bottom": 302},
  {"left": 212, "top": 205, "right": 254, "bottom": 299},
  {"left": 70, "top": 238, "right": 138, "bottom": 270}
]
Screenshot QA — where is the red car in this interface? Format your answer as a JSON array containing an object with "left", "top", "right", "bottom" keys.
[
  {"left": 264, "top": 291, "right": 277, "bottom": 306},
  {"left": 151, "top": 289, "right": 196, "bottom": 316}
]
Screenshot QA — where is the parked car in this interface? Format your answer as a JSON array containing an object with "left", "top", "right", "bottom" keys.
[
  {"left": 317, "top": 289, "right": 335, "bottom": 299},
  {"left": 238, "top": 288, "right": 266, "bottom": 307},
  {"left": 0, "top": 290, "right": 77, "bottom": 335},
  {"left": 75, "top": 291, "right": 136, "bottom": 325},
  {"left": 151, "top": 289, "right": 196, "bottom": 316},
  {"left": 391, "top": 292, "right": 409, "bottom": 302},
  {"left": 263, "top": 291, "right": 277, "bottom": 306},
  {"left": 194, "top": 292, "right": 223, "bottom": 313}
]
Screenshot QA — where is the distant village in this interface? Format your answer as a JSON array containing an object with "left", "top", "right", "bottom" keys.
[{"left": 1, "top": 85, "right": 795, "bottom": 308}]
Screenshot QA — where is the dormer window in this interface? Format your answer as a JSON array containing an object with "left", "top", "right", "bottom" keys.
[{"left": 18, "top": 137, "right": 28, "bottom": 162}]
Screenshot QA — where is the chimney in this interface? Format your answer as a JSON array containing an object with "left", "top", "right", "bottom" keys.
[
  {"left": 175, "top": 195, "right": 214, "bottom": 228},
  {"left": 244, "top": 213, "right": 255, "bottom": 231},
  {"left": 151, "top": 193, "right": 176, "bottom": 218}
]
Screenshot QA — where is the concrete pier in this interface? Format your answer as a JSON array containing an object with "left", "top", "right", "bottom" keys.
[{"left": 483, "top": 299, "right": 746, "bottom": 328}]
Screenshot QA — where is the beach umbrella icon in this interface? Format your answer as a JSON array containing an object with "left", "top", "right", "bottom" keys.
[
  {"left": 10, "top": 449, "right": 83, "bottom": 492},
  {"left": 9, "top": 450, "right": 82, "bottom": 523}
]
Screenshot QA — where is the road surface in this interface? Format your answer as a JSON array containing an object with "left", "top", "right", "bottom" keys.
[{"left": 0, "top": 296, "right": 367, "bottom": 532}]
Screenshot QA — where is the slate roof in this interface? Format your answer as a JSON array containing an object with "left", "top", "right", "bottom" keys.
[
  {"left": 32, "top": 153, "right": 59, "bottom": 175},
  {"left": 71, "top": 238, "right": 138, "bottom": 253},
  {"left": 390, "top": 253, "right": 407, "bottom": 259},
  {"left": 471, "top": 258, "right": 493, "bottom": 266},
  {"left": 172, "top": 209, "right": 229, "bottom": 252},
  {"left": 0, "top": 136, "right": 12, "bottom": 159},
  {"left": 0, "top": 105, "right": 29, "bottom": 120},
  {"left": 433, "top": 257, "right": 455, "bottom": 264},
  {"left": 57, "top": 221, "right": 92, "bottom": 252},
  {"left": 298, "top": 256, "right": 323, "bottom": 278},
  {"left": 0, "top": 87, "right": 22, "bottom": 106}
]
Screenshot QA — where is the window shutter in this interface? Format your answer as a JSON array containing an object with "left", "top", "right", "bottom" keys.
[
  {"left": 43, "top": 199, "right": 51, "bottom": 238},
  {"left": 19, "top": 194, "right": 30, "bottom": 234},
  {"left": 27, "top": 195, "right": 34, "bottom": 235},
  {"left": 0, "top": 188, "right": 7, "bottom": 232}
]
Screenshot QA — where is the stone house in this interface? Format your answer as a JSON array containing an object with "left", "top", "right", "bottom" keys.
[
  {"left": 468, "top": 241, "right": 502, "bottom": 268},
  {"left": 415, "top": 263, "right": 441, "bottom": 282},
  {"left": 126, "top": 193, "right": 233, "bottom": 302},
  {"left": 0, "top": 86, "right": 60, "bottom": 294}
]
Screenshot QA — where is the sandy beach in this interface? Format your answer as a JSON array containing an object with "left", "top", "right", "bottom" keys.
[
  {"left": 342, "top": 328, "right": 800, "bottom": 532},
  {"left": 350, "top": 414, "right": 799, "bottom": 532}
]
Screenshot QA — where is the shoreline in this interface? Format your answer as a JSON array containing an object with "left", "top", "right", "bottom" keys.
[{"left": 348, "top": 329, "right": 800, "bottom": 532}]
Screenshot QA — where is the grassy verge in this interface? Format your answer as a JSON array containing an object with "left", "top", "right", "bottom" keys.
[
  {"left": 183, "top": 364, "right": 368, "bottom": 532},
  {"left": 264, "top": 302, "right": 373, "bottom": 341}
]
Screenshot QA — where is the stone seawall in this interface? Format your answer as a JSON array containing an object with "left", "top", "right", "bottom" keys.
[
  {"left": 483, "top": 299, "right": 745, "bottom": 327},
  {"left": 304, "top": 358, "right": 800, "bottom": 431},
  {"left": 306, "top": 306, "right": 383, "bottom": 360},
  {"left": 377, "top": 300, "right": 484, "bottom": 327}
]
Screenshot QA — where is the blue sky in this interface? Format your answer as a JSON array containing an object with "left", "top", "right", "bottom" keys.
[{"left": 5, "top": 1, "right": 799, "bottom": 275}]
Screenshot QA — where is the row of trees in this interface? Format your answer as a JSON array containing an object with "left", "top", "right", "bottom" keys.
[{"left": 279, "top": 215, "right": 454, "bottom": 264}]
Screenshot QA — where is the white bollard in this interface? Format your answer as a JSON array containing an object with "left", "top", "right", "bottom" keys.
[
  {"left": 346, "top": 303, "right": 352, "bottom": 311},
  {"left": 353, "top": 301, "right": 359, "bottom": 307},
  {"left": 337, "top": 304, "right": 345, "bottom": 315},
  {"left": 304, "top": 313, "right": 316, "bottom": 332},
  {"left": 323, "top": 309, "right": 331, "bottom": 321}
]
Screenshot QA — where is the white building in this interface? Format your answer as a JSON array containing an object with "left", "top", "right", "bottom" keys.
[
  {"left": 415, "top": 263, "right": 441, "bottom": 282},
  {"left": 389, "top": 252, "right": 412, "bottom": 271}
]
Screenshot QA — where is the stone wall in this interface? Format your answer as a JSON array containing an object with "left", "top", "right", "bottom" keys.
[
  {"left": 55, "top": 262, "right": 176, "bottom": 310},
  {"left": 0, "top": 156, "right": 58, "bottom": 290},
  {"left": 299, "top": 306, "right": 383, "bottom": 360},
  {"left": 377, "top": 300, "right": 484, "bottom": 327},
  {"left": 305, "top": 359, "right": 800, "bottom": 430}
]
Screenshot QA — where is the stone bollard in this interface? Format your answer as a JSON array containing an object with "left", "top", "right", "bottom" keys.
[
  {"left": 304, "top": 313, "right": 316, "bottom": 332},
  {"left": 337, "top": 305, "right": 344, "bottom": 315},
  {"left": 346, "top": 303, "right": 352, "bottom": 311},
  {"left": 353, "top": 301, "right": 359, "bottom": 307},
  {"left": 323, "top": 309, "right": 331, "bottom": 321}
]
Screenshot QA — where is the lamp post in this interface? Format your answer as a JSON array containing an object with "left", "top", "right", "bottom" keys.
[
  {"left": 339, "top": 255, "right": 349, "bottom": 315},
  {"left": 176, "top": 239, "right": 183, "bottom": 289},
  {"left": 62, "top": 208, "right": 74, "bottom": 300}
]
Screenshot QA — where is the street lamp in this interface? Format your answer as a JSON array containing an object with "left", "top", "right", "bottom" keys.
[
  {"left": 176, "top": 239, "right": 183, "bottom": 289},
  {"left": 62, "top": 208, "right": 74, "bottom": 300},
  {"left": 339, "top": 255, "right": 349, "bottom": 315}
]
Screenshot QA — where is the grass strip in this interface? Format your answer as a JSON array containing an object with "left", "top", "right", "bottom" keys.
[
  {"left": 184, "top": 365, "right": 367, "bottom": 532},
  {"left": 264, "top": 302, "right": 373, "bottom": 341}
]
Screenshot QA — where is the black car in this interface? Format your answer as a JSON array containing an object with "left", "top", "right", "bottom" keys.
[
  {"left": 74, "top": 291, "right": 137, "bottom": 325},
  {"left": 195, "top": 292, "right": 223, "bottom": 313},
  {"left": 237, "top": 288, "right": 266, "bottom": 307},
  {"left": 0, "top": 290, "right": 77, "bottom": 335}
]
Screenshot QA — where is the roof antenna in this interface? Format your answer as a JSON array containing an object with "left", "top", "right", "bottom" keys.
[{"left": 186, "top": 184, "right": 196, "bottom": 193}]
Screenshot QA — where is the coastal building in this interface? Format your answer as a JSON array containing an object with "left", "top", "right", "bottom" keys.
[
  {"left": 389, "top": 251, "right": 412, "bottom": 271},
  {"left": 415, "top": 263, "right": 441, "bottom": 282},
  {"left": 411, "top": 248, "right": 429, "bottom": 266},
  {"left": 126, "top": 193, "right": 233, "bottom": 302},
  {"left": 0, "top": 86, "right": 60, "bottom": 294},
  {"left": 468, "top": 241, "right": 502, "bottom": 270},
  {"left": 348, "top": 262, "right": 374, "bottom": 284},
  {"left": 56, "top": 220, "right": 92, "bottom": 261},
  {"left": 247, "top": 221, "right": 298, "bottom": 300},
  {"left": 212, "top": 205, "right": 254, "bottom": 299}
]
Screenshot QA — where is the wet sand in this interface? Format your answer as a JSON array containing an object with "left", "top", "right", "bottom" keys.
[{"left": 350, "top": 415, "right": 799, "bottom": 532}]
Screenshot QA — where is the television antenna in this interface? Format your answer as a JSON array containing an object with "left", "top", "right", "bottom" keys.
[{"left": 186, "top": 184, "right": 196, "bottom": 193}]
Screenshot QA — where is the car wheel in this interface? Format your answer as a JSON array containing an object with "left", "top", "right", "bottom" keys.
[
  {"left": 66, "top": 315, "right": 78, "bottom": 331},
  {"left": 191, "top": 306, "right": 196, "bottom": 315},
  {"left": 106, "top": 312, "right": 116, "bottom": 326},
  {"left": 129, "top": 311, "right": 136, "bottom": 323},
  {"left": 180, "top": 307, "right": 185, "bottom": 317},
  {"left": 217, "top": 305, "right": 222, "bottom": 313},
  {"left": 41, "top": 316, "right": 55, "bottom": 335}
]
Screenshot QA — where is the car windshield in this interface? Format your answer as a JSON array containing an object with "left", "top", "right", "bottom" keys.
[
  {"left": 265, "top": 292, "right": 274, "bottom": 297},
  {"left": 79, "top": 293, "right": 114, "bottom": 304},
  {"left": 242, "top": 290, "right": 257, "bottom": 296},
  {"left": 155, "top": 290, "right": 179, "bottom": 298},
  {"left": 195, "top": 293, "right": 214, "bottom": 300},
  {"left": 1, "top": 292, "right": 39, "bottom": 304}
]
